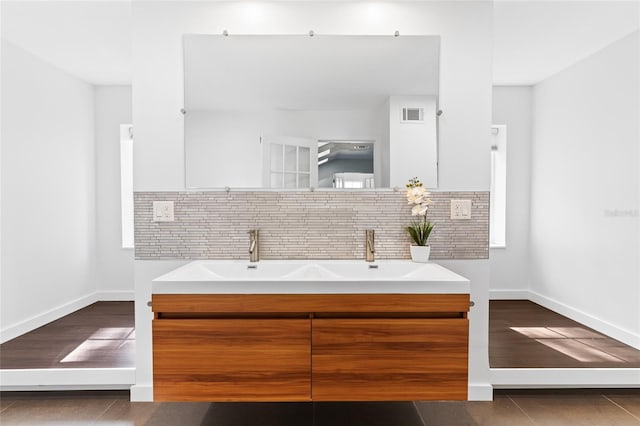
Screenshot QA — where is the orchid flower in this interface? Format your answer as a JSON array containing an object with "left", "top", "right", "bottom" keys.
[{"left": 405, "top": 177, "right": 434, "bottom": 246}]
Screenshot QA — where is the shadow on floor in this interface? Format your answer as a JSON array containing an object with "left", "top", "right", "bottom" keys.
[{"left": 146, "top": 401, "right": 430, "bottom": 426}]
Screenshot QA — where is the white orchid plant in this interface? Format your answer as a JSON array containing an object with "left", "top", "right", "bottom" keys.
[{"left": 405, "top": 177, "right": 434, "bottom": 246}]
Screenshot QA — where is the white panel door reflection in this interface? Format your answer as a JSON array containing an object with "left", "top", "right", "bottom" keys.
[{"left": 262, "top": 135, "right": 315, "bottom": 189}]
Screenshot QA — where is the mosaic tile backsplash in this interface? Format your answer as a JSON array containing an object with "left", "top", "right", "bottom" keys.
[{"left": 134, "top": 191, "right": 489, "bottom": 260}]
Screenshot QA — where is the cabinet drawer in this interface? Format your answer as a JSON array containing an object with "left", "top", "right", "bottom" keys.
[
  {"left": 312, "top": 318, "right": 468, "bottom": 401},
  {"left": 153, "top": 319, "right": 311, "bottom": 401}
]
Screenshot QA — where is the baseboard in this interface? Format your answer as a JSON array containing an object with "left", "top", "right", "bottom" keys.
[
  {"left": 0, "top": 384, "right": 132, "bottom": 391},
  {"left": 0, "top": 293, "right": 97, "bottom": 343},
  {"left": 0, "top": 368, "right": 135, "bottom": 389},
  {"left": 468, "top": 383, "right": 493, "bottom": 401},
  {"left": 529, "top": 290, "right": 640, "bottom": 350},
  {"left": 95, "top": 290, "right": 134, "bottom": 301},
  {"left": 130, "top": 384, "right": 154, "bottom": 402},
  {"left": 491, "top": 368, "right": 640, "bottom": 388},
  {"left": 489, "top": 289, "right": 530, "bottom": 300}
]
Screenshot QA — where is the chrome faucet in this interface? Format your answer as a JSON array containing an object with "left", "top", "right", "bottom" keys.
[
  {"left": 365, "top": 229, "right": 375, "bottom": 262},
  {"left": 248, "top": 229, "right": 259, "bottom": 262}
]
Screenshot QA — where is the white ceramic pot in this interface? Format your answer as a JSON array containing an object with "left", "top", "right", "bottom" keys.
[{"left": 410, "top": 245, "right": 431, "bottom": 263}]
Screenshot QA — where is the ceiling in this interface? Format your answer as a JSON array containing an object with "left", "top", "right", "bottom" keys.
[
  {"left": 319, "top": 142, "right": 375, "bottom": 163},
  {"left": 1, "top": 1, "right": 638, "bottom": 87},
  {"left": 1, "top": 1, "right": 132, "bottom": 85},
  {"left": 493, "top": 1, "right": 639, "bottom": 85}
]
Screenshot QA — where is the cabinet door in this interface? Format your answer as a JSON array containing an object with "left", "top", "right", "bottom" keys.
[
  {"left": 312, "top": 318, "right": 468, "bottom": 401},
  {"left": 153, "top": 319, "right": 310, "bottom": 401}
]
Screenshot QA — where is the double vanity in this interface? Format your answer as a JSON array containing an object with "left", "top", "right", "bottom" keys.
[
  {"left": 150, "top": 32, "right": 470, "bottom": 402},
  {"left": 151, "top": 260, "right": 471, "bottom": 402}
]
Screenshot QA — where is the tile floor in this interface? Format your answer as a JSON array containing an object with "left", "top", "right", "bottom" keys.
[{"left": 1, "top": 389, "right": 639, "bottom": 425}]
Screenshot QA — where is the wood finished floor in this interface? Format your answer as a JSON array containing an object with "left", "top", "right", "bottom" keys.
[
  {"left": 1, "top": 389, "right": 639, "bottom": 425},
  {"left": 490, "top": 300, "right": 640, "bottom": 368},
  {"left": 0, "top": 302, "right": 135, "bottom": 369},
  {"left": 3, "top": 299, "right": 639, "bottom": 371}
]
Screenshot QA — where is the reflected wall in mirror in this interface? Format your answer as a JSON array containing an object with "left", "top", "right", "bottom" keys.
[{"left": 184, "top": 35, "right": 440, "bottom": 189}]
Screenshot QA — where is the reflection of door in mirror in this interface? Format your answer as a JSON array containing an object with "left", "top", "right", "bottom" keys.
[{"left": 262, "top": 135, "right": 316, "bottom": 188}]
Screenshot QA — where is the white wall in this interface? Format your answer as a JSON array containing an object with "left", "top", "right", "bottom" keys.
[
  {"left": 530, "top": 31, "right": 639, "bottom": 348},
  {"left": 186, "top": 110, "right": 273, "bottom": 188},
  {"left": 490, "top": 86, "right": 532, "bottom": 297},
  {"left": 389, "top": 95, "right": 438, "bottom": 188},
  {"left": 94, "top": 86, "right": 134, "bottom": 299},
  {"left": 1, "top": 41, "right": 97, "bottom": 341},
  {"left": 131, "top": 1, "right": 493, "bottom": 401}
]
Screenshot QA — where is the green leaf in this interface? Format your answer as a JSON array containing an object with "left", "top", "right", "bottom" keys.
[{"left": 406, "top": 220, "right": 434, "bottom": 246}]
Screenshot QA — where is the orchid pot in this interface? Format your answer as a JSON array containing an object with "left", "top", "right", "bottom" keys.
[{"left": 409, "top": 245, "right": 431, "bottom": 263}]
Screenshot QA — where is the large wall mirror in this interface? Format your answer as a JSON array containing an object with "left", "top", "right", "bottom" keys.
[{"left": 184, "top": 34, "right": 440, "bottom": 189}]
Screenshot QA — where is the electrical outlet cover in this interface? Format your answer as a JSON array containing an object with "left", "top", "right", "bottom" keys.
[
  {"left": 450, "top": 200, "right": 472, "bottom": 219},
  {"left": 153, "top": 201, "right": 175, "bottom": 222}
]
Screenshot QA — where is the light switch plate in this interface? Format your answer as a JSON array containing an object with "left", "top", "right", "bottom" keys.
[
  {"left": 450, "top": 199, "right": 472, "bottom": 220},
  {"left": 153, "top": 201, "right": 175, "bottom": 222}
]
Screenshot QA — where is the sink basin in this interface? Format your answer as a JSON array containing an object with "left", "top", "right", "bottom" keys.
[
  {"left": 319, "top": 262, "right": 431, "bottom": 279},
  {"left": 199, "top": 262, "right": 300, "bottom": 279},
  {"left": 152, "top": 259, "right": 470, "bottom": 294},
  {"left": 157, "top": 260, "right": 306, "bottom": 281},
  {"left": 281, "top": 264, "right": 341, "bottom": 280},
  {"left": 156, "top": 260, "right": 448, "bottom": 282}
]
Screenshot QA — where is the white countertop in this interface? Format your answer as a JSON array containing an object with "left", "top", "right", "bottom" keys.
[{"left": 152, "top": 260, "right": 470, "bottom": 294}]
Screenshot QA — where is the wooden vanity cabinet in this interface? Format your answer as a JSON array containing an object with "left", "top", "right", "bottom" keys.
[
  {"left": 312, "top": 318, "right": 468, "bottom": 401},
  {"left": 152, "top": 293, "right": 469, "bottom": 402},
  {"left": 153, "top": 318, "right": 311, "bottom": 402}
]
